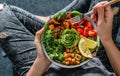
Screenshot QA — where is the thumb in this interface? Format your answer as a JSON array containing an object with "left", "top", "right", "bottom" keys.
[
  {"left": 34, "top": 27, "right": 45, "bottom": 57},
  {"left": 34, "top": 27, "right": 45, "bottom": 49},
  {"left": 97, "top": 5, "right": 105, "bottom": 22}
]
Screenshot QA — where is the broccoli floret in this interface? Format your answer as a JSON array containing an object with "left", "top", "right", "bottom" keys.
[
  {"left": 57, "top": 45, "right": 64, "bottom": 53},
  {"left": 58, "top": 53, "right": 64, "bottom": 61}
]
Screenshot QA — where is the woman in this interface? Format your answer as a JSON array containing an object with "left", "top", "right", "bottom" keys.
[{"left": 0, "top": 0, "right": 120, "bottom": 76}]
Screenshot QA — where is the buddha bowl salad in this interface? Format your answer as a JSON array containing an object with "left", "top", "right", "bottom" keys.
[{"left": 42, "top": 11, "right": 99, "bottom": 66}]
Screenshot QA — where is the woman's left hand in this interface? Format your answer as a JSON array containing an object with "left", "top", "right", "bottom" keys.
[
  {"left": 34, "top": 27, "right": 51, "bottom": 64},
  {"left": 26, "top": 28, "right": 51, "bottom": 76}
]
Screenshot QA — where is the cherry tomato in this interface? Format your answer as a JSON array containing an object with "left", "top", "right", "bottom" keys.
[
  {"left": 83, "top": 27, "right": 91, "bottom": 37},
  {"left": 77, "top": 28, "right": 84, "bottom": 35},
  {"left": 83, "top": 31, "right": 88, "bottom": 37},
  {"left": 71, "top": 18, "right": 87, "bottom": 29},
  {"left": 82, "top": 17, "right": 87, "bottom": 21},
  {"left": 78, "top": 20, "right": 84, "bottom": 25},
  {"left": 84, "top": 21, "right": 93, "bottom": 29},
  {"left": 88, "top": 30, "right": 97, "bottom": 37},
  {"left": 71, "top": 22, "right": 79, "bottom": 29},
  {"left": 66, "top": 12, "right": 72, "bottom": 19},
  {"left": 78, "top": 17, "right": 87, "bottom": 25}
]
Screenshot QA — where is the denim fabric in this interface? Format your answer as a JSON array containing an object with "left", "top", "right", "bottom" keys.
[
  {"left": 0, "top": 4, "right": 46, "bottom": 75},
  {"left": 9, "top": 5, "right": 45, "bottom": 35},
  {"left": 0, "top": 0, "right": 120, "bottom": 76},
  {"left": 44, "top": 57, "right": 115, "bottom": 76}
]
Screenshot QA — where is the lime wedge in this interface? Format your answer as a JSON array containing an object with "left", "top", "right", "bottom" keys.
[{"left": 78, "top": 38, "right": 93, "bottom": 58}]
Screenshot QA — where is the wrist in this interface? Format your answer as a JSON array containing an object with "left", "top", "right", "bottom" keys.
[
  {"left": 101, "top": 38, "right": 113, "bottom": 46},
  {"left": 26, "top": 56, "right": 51, "bottom": 76},
  {"left": 99, "top": 35, "right": 112, "bottom": 43},
  {"left": 36, "top": 56, "right": 51, "bottom": 75},
  {"left": 36, "top": 55, "right": 51, "bottom": 66}
]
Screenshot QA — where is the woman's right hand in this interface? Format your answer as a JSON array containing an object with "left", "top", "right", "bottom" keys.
[
  {"left": 91, "top": 1, "right": 114, "bottom": 43},
  {"left": 91, "top": 2, "right": 120, "bottom": 75}
]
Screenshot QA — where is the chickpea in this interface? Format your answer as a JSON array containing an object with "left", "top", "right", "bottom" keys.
[
  {"left": 65, "top": 58, "right": 68, "bottom": 61},
  {"left": 62, "top": 61, "right": 66, "bottom": 64},
  {"left": 66, "top": 49, "right": 70, "bottom": 53},
  {"left": 70, "top": 53, "right": 75, "bottom": 58},
  {"left": 64, "top": 53, "right": 69, "bottom": 58},
  {"left": 75, "top": 57, "right": 80, "bottom": 61},
  {"left": 76, "top": 61, "right": 80, "bottom": 64},
  {"left": 65, "top": 61, "right": 70, "bottom": 65},
  {"left": 67, "top": 57, "right": 72, "bottom": 62},
  {"left": 71, "top": 58, "right": 76, "bottom": 63}
]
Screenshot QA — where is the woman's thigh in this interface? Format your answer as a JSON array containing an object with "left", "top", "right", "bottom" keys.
[{"left": 0, "top": 5, "right": 44, "bottom": 76}]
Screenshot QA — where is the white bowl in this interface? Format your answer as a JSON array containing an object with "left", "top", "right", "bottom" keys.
[{"left": 42, "top": 13, "right": 99, "bottom": 68}]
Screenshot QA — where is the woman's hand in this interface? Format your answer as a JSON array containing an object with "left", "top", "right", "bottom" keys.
[
  {"left": 34, "top": 28, "right": 45, "bottom": 58},
  {"left": 91, "top": 1, "right": 114, "bottom": 43},
  {"left": 34, "top": 27, "right": 51, "bottom": 65},
  {"left": 27, "top": 28, "right": 51, "bottom": 76},
  {"left": 91, "top": 1, "right": 120, "bottom": 75}
]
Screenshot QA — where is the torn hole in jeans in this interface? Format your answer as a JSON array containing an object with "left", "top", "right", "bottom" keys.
[{"left": 0, "top": 33, "right": 8, "bottom": 38}]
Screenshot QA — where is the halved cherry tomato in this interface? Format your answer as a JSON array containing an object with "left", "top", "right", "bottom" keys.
[
  {"left": 71, "top": 22, "right": 79, "bottom": 29},
  {"left": 84, "top": 21, "right": 93, "bottom": 29},
  {"left": 83, "top": 27, "right": 91, "bottom": 37},
  {"left": 88, "top": 30, "right": 97, "bottom": 37},
  {"left": 71, "top": 18, "right": 87, "bottom": 29},
  {"left": 66, "top": 12, "right": 72, "bottom": 19},
  {"left": 72, "top": 22, "right": 85, "bottom": 29},
  {"left": 83, "top": 31, "right": 88, "bottom": 37},
  {"left": 78, "top": 18, "right": 87, "bottom": 25},
  {"left": 78, "top": 20, "right": 84, "bottom": 25},
  {"left": 77, "top": 28, "right": 84, "bottom": 35}
]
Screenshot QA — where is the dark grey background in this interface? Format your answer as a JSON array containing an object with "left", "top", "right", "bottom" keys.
[{"left": 0, "top": 0, "right": 72, "bottom": 76}]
